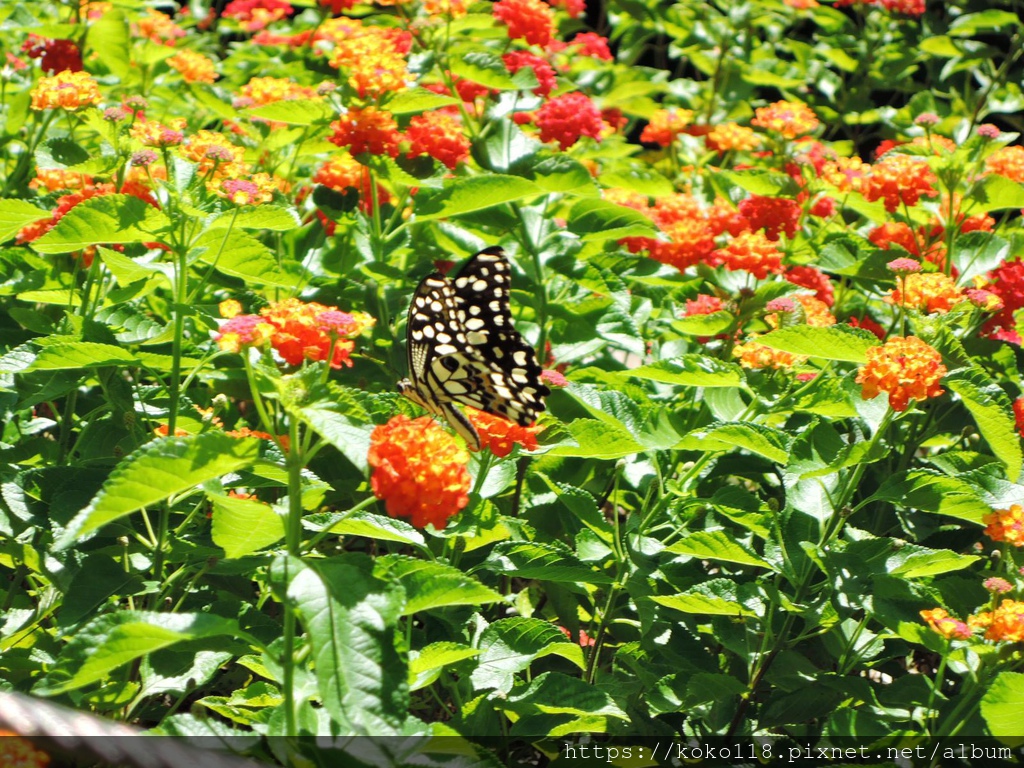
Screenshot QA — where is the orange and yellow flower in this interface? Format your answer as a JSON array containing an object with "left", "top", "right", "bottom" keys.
[
  {"left": 968, "top": 599, "right": 1024, "bottom": 643},
  {"left": 134, "top": 9, "right": 186, "bottom": 45},
  {"left": 465, "top": 407, "right": 543, "bottom": 457},
  {"left": 920, "top": 608, "right": 972, "bottom": 640},
  {"left": 862, "top": 153, "right": 939, "bottom": 213},
  {"left": 167, "top": 49, "right": 217, "bottom": 84},
  {"left": 30, "top": 70, "right": 102, "bottom": 111},
  {"left": 855, "top": 335, "right": 947, "bottom": 412},
  {"left": 259, "top": 298, "right": 374, "bottom": 369},
  {"left": 983, "top": 504, "right": 1024, "bottom": 547},
  {"left": 130, "top": 118, "right": 186, "bottom": 148},
  {"left": 711, "top": 231, "right": 783, "bottom": 279},
  {"left": 984, "top": 145, "right": 1024, "bottom": 183},
  {"left": 240, "top": 76, "right": 318, "bottom": 106},
  {"left": 406, "top": 112, "right": 470, "bottom": 169},
  {"left": 751, "top": 100, "right": 819, "bottom": 139},
  {"left": 368, "top": 415, "right": 471, "bottom": 529},
  {"left": 640, "top": 108, "right": 694, "bottom": 147},
  {"left": 889, "top": 272, "right": 966, "bottom": 314},
  {"left": 705, "top": 122, "right": 760, "bottom": 153}
]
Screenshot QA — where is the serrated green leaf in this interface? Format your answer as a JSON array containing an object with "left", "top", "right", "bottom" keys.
[
  {"left": 621, "top": 355, "right": 744, "bottom": 387},
  {"left": 32, "top": 195, "right": 171, "bottom": 254},
  {"left": 482, "top": 541, "right": 614, "bottom": 583},
  {"left": 676, "top": 422, "right": 790, "bottom": 463},
  {"left": 245, "top": 99, "right": 333, "bottom": 126},
  {"left": 377, "top": 555, "right": 503, "bottom": 615},
  {"left": 756, "top": 325, "right": 879, "bottom": 362},
  {"left": 869, "top": 469, "right": 991, "bottom": 523},
  {"left": 269, "top": 554, "right": 407, "bottom": 733},
  {"left": 386, "top": 88, "right": 461, "bottom": 114},
  {"left": 980, "top": 672, "right": 1024, "bottom": 746},
  {"left": 666, "top": 530, "right": 773, "bottom": 570},
  {"left": 210, "top": 494, "right": 284, "bottom": 559},
  {"left": 0, "top": 199, "right": 49, "bottom": 244},
  {"left": 946, "top": 367, "right": 1023, "bottom": 476},
  {"left": 567, "top": 198, "right": 658, "bottom": 242},
  {"left": 208, "top": 206, "right": 302, "bottom": 232},
  {"left": 192, "top": 229, "right": 305, "bottom": 288},
  {"left": 297, "top": 404, "right": 372, "bottom": 473},
  {"left": 27, "top": 342, "right": 139, "bottom": 370},
  {"left": 414, "top": 175, "right": 542, "bottom": 219},
  {"left": 653, "top": 582, "right": 758, "bottom": 617},
  {"left": 547, "top": 419, "right": 644, "bottom": 459},
  {"left": 470, "top": 617, "right": 585, "bottom": 694},
  {"left": 409, "top": 642, "right": 479, "bottom": 691},
  {"left": 55, "top": 434, "right": 261, "bottom": 549}
]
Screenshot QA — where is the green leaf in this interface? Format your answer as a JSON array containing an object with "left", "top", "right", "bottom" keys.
[
  {"left": 676, "top": 423, "right": 790, "bottom": 463},
  {"left": 566, "top": 198, "right": 658, "bottom": 241},
  {"left": 192, "top": 229, "right": 305, "bottom": 288},
  {"left": 35, "top": 137, "right": 90, "bottom": 170},
  {"left": 470, "top": 617, "right": 585, "bottom": 694},
  {"left": 297, "top": 404, "right": 373, "bottom": 473},
  {"left": 981, "top": 672, "right": 1024, "bottom": 746},
  {"left": 600, "top": 167, "right": 674, "bottom": 197},
  {"left": 377, "top": 555, "right": 503, "bottom": 615},
  {"left": 0, "top": 199, "right": 48, "bottom": 244},
  {"left": 208, "top": 206, "right": 301, "bottom": 232},
  {"left": 85, "top": 9, "right": 130, "bottom": 78},
  {"left": 482, "top": 541, "right": 614, "bottom": 583},
  {"left": 32, "top": 195, "right": 171, "bottom": 254},
  {"left": 210, "top": 494, "right": 285, "bottom": 559},
  {"left": 414, "top": 175, "right": 541, "bottom": 220},
  {"left": 547, "top": 419, "right": 644, "bottom": 459},
  {"left": 245, "top": 99, "right": 333, "bottom": 126},
  {"left": 55, "top": 434, "right": 261, "bottom": 549},
  {"left": 386, "top": 88, "right": 461, "bottom": 115},
  {"left": 948, "top": 10, "right": 1021, "bottom": 36},
  {"left": 887, "top": 546, "right": 980, "bottom": 579},
  {"left": 27, "top": 342, "right": 139, "bottom": 370},
  {"left": 755, "top": 325, "right": 879, "bottom": 362},
  {"left": 972, "top": 174, "right": 1024, "bottom": 212},
  {"left": 409, "top": 642, "right": 479, "bottom": 691},
  {"left": 868, "top": 469, "right": 991, "bottom": 523},
  {"left": 449, "top": 50, "right": 536, "bottom": 91},
  {"left": 652, "top": 580, "right": 758, "bottom": 617},
  {"left": 666, "top": 530, "right": 774, "bottom": 570},
  {"left": 620, "top": 355, "right": 744, "bottom": 387},
  {"left": 270, "top": 554, "right": 407, "bottom": 733},
  {"left": 304, "top": 509, "right": 424, "bottom": 547},
  {"left": 719, "top": 169, "right": 799, "bottom": 196},
  {"left": 946, "top": 367, "right": 1023, "bottom": 476},
  {"left": 35, "top": 612, "right": 241, "bottom": 695},
  {"left": 950, "top": 232, "right": 1010, "bottom": 283},
  {"left": 505, "top": 672, "right": 628, "bottom": 719},
  {"left": 671, "top": 311, "right": 735, "bottom": 337}
]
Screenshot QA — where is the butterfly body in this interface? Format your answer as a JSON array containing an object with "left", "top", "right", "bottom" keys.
[{"left": 398, "top": 247, "right": 549, "bottom": 451}]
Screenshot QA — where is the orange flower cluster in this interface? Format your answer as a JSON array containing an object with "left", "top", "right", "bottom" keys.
[
  {"left": 423, "top": 0, "right": 470, "bottom": 17},
  {"left": 406, "top": 112, "right": 471, "bottom": 169},
  {"left": 640, "top": 108, "right": 694, "bottom": 147},
  {"left": 328, "top": 107, "right": 402, "bottom": 158},
  {"left": 134, "top": 9, "right": 186, "bottom": 44},
  {"left": 29, "top": 168, "right": 92, "bottom": 192},
  {"left": 465, "top": 407, "right": 543, "bottom": 457},
  {"left": 711, "top": 231, "right": 783, "bottom": 279},
  {"left": 969, "top": 600, "right": 1024, "bottom": 643},
  {"left": 223, "top": 0, "right": 292, "bottom": 31},
  {"left": 862, "top": 153, "right": 938, "bottom": 213},
  {"left": 215, "top": 299, "right": 373, "bottom": 369},
  {"left": 0, "top": 730, "right": 50, "bottom": 768},
  {"left": 493, "top": 0, "right": 555, "bottom": 46},
  {"left": 820, "top": 155, "right": 869, "bottom": 193},
  {"left": 220, "top": 173, "right": 279, "bottom": 205},
  {"left": 984, "top": 145, "right": 1024, "bottom": 183},
  {"left": 889, "top": 272, "right": 966, "bottom": 314},
  {"left": 869, "top": 222, "right": 947, "bottom": 269},
  {"left": 705, "top": 122, "right": 760, "bottom": 153},
  {"left": 856, "top": 335, "right": 946, "bottom": 412},
  {"left": 328, "top": 25, "right": 410, "bottom": 98},
  {"left": 983, "top": 504, "right": 1024, "bottom": 547},
  {"left": 313, "top": 153, "right": 390, "bottom": 212},
  {"left": 179, "top": 130, "right": 246, "bottom": 182},
  {"left": 240, "top": 76, "right": 318, "bottom": 106},
  {"left": 733, "top": 294, "right": 835, "bottom": 370},
  {"left": 368, "top": 415, "right": 471, "bottom": 529},
  {"left": 30, "top": 70, "right": 102, "bottom": 111},
  {"left": 167, "top": 50, "right": 218, "bottom": 84},
  {"left": 130, "top": 117, "right": 186, "bottom": 148},
  {"left": 751, "top": 100, "right": 819, "bottom": 139},
  {"left": 919, "top": 608, "right": 971, "bottom": 640}
]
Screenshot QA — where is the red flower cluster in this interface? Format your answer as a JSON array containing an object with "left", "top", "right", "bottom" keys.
[
  {"left": 22, "top": 36, "right": 82, "bottom": 73},
  {"left": 985, "top": 258, "right": 1024, "bottom": 335},
  {"left": 862, "top": 154, "right": 939, "bottom": 213},
  {"left": 406, "top": 112, "right": 471, "bottom": 169},
  {"left": 465, "top": 407, "right": 543, "bottom": 457},
  {"left": 535, "top": 92, "right": 603, "bottom": 150},
  {"left": 368, "top": 415, "right": 471, "bottom": 529},
  {"left": 503, "top": 50, "right": 557, "bottom": 97},
  {"left": 737, "top": 195, "right": 801, "bottom": 241},
  {"left": 785, "top": 265, "right": 834, "bottom": 306},
  {"left": 328, "top": 107, "right": 402, "bottom": 157},
  {"left": 711, "top": 231, "right": 783, "bottom": 279},
  {"left": 570, "top": 32, "right": 613, "bottom": 61},
  {"left": 493, "top": 0, "right": 555, "bottom": 46},
  {"left": 222, "top": 0, "right": 293, "bottom": 31}
]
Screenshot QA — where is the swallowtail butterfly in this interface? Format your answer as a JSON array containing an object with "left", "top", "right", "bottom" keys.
[{"left": 398, "top": 246, "right": 550, "bottom": 451}]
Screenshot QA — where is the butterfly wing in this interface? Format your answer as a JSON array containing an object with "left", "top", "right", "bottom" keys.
[{"left": 448, "top": 247, "right": 549, "bottom": 425}]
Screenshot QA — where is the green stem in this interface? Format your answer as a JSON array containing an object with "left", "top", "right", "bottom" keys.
[{"left": 281, "top": 414, "right": 304, "bottom": 736}]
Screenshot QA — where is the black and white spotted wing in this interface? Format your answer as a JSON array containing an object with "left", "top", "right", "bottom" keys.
[{"left": 397, "top": 247, "right": 549, "bottom": 450}]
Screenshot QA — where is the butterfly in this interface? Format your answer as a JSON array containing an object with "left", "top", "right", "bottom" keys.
[{"left": 398, "top": 246, "right": 550, "bottom": 451}]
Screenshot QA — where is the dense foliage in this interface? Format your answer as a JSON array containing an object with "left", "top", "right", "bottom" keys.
[{"left": 2, "top": 0, "right": 1024, "bottom": 763}]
